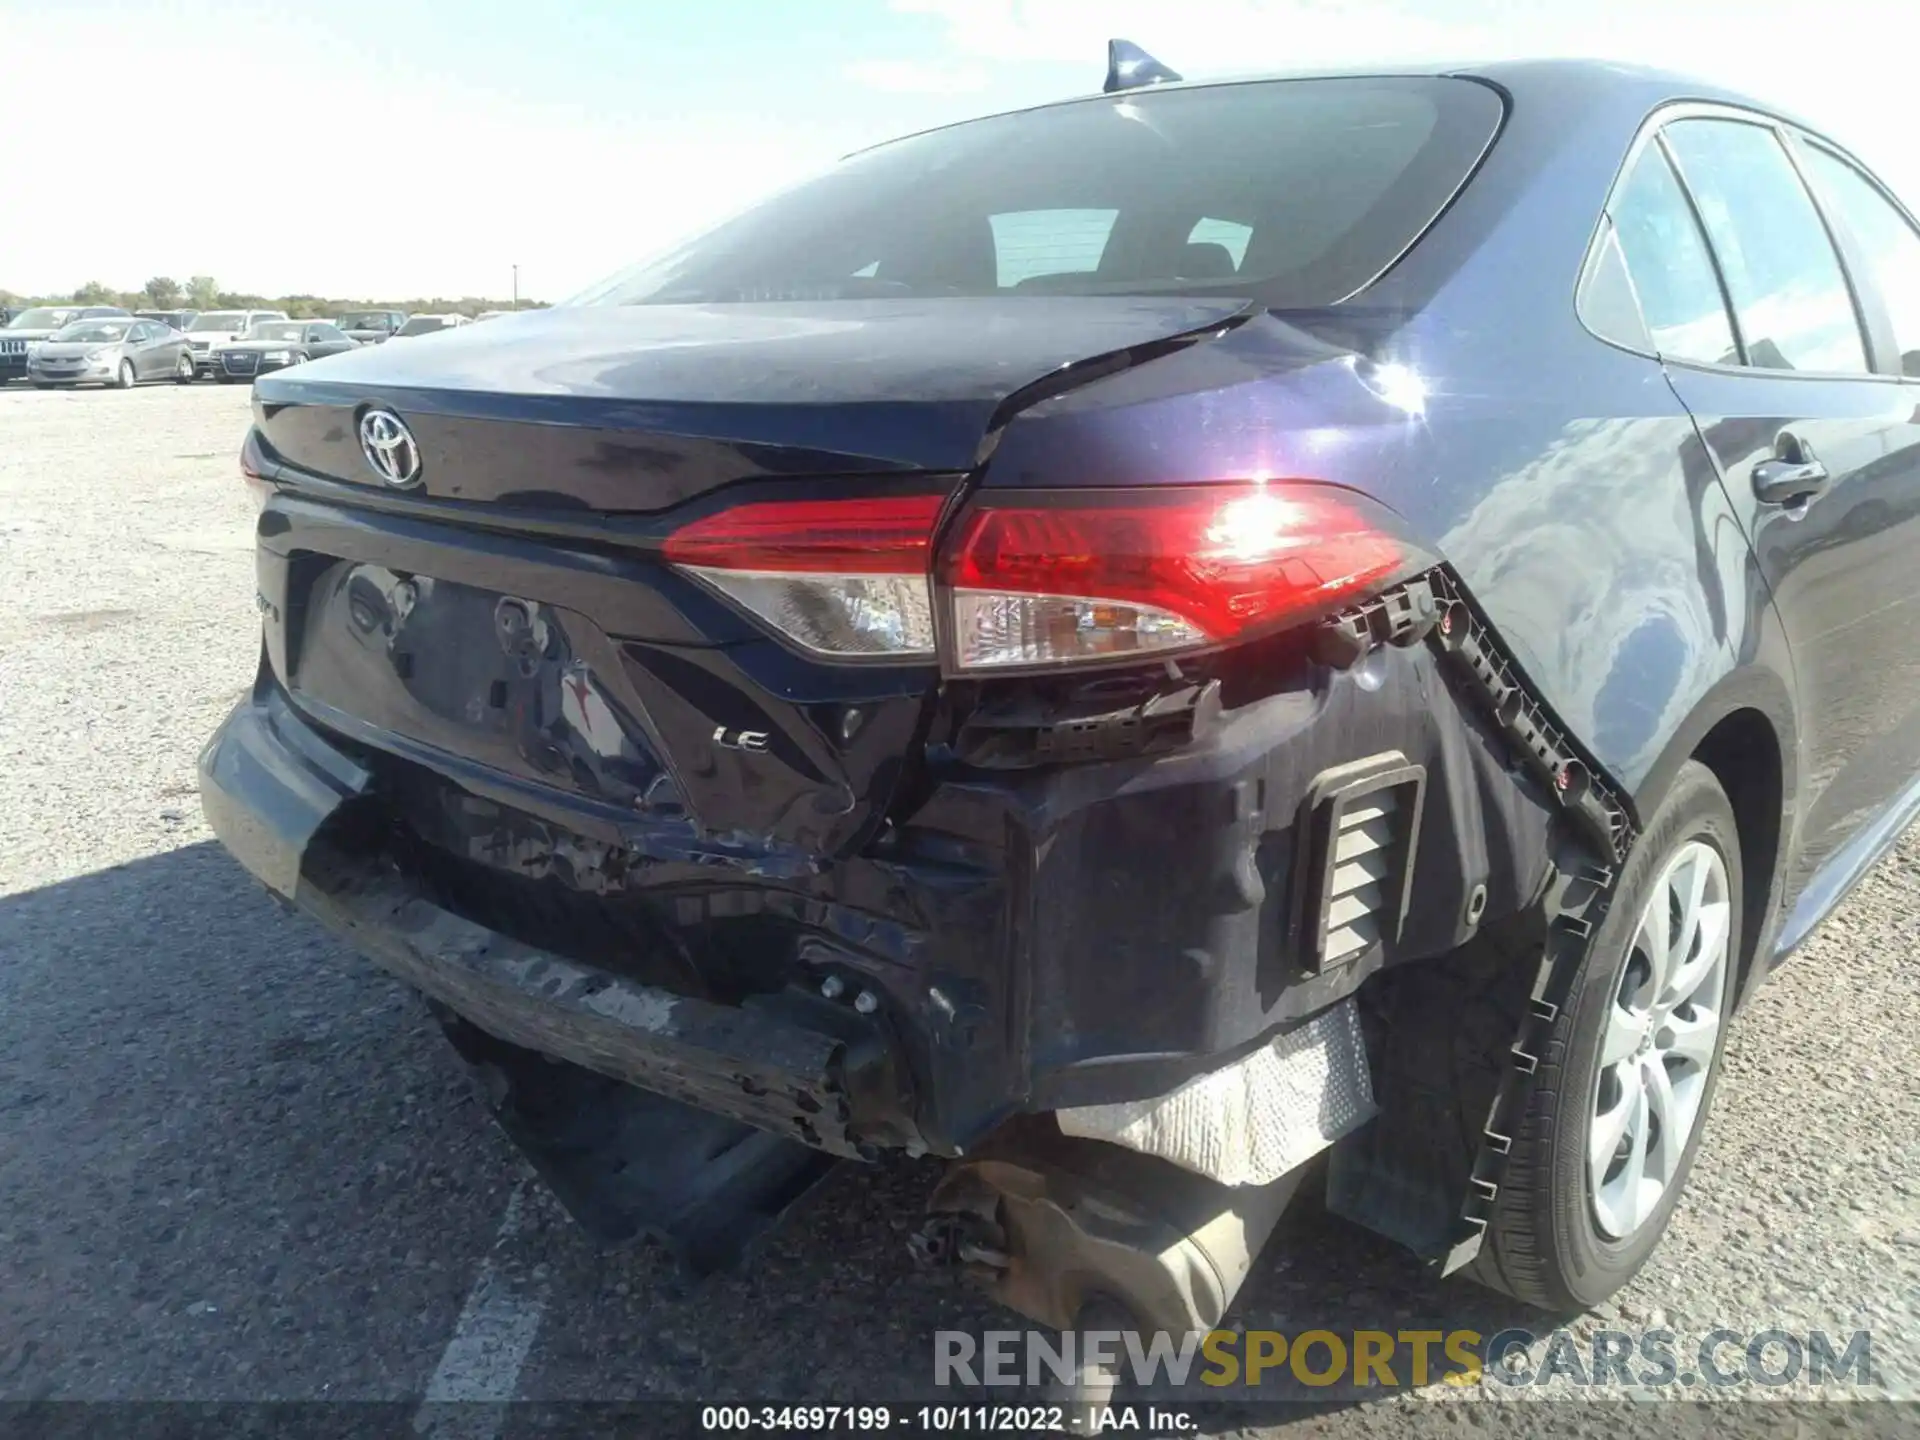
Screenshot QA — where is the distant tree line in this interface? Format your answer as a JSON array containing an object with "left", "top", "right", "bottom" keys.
[{"left": 1, "top": 276, "right": 550, "bottom": 319}]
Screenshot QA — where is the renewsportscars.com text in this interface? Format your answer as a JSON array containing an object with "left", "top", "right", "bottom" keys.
[{"left": 935, "top": 1327, "right": 1874, "bottom": 1393}]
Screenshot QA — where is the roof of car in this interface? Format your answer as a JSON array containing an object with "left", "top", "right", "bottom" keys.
[{"left": 850, "top": 57, "right": 1827, "bottom": 160}]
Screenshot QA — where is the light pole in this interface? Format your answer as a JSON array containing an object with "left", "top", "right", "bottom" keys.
[{"left": 512, "top": 265, "right": 519, "bottom": 311}]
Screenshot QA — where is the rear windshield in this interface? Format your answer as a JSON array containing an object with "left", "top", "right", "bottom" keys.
[
  {"left": 190, "top": 312, "right": 246, "bottom": 330},
  {"left": 574, "top": 76, "right": 1502, "bottom": 308},
  {"left": 396, "top": 316, "right": 454, "bottom": 335}
]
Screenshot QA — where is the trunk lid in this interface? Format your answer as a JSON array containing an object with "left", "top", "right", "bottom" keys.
[
  {"left": 253, "top": 297, "right": 1248, "bottom": 506},
  {"left": 255, "top": 297, "right": 1247, "bottom": 858}
]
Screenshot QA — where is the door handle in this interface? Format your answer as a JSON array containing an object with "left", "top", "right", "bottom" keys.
[{"left": 1752, "top": 456, "right": 1831, "bottom": 507}]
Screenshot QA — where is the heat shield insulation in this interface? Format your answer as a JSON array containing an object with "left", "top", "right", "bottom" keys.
[{"left": 1056, "top": 998, "right": 1375, "bottom": 1186}]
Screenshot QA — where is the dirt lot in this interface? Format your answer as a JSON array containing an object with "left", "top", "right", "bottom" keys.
[{"left": 2, "top": 381, "right": 1918, "bottom": 1435}]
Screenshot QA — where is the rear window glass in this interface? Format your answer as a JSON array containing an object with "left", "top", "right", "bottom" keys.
[
  {"left": 1602, "top": 142, "right": 1739, "bottom": 365},
  {"left": 1662, "top": 119, "right": 1867, "bottom": 374},
  {"left": 575, "top": 77, "right": 1503, "bottom": 308}
]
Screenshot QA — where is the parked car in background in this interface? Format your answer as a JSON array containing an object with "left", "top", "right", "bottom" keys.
[
  {"left": 473, "top": 310, "right": 509, "bottom": 322},
  {"left": 135, "top": 309, "right": 199, "bottom": 331},
  {"left": 215, "top": 320, "right": 357, "bottom": 382},
  {"left": 1, "top": 305, "right": 131, "bottom": 383},
  {"left": 336, "top": 309, "right": 408, "bottom": 345},
  {"left": 390, "top": 312, "right": 470, "bottom": 338},
  {"left": 26, "top": 316, "right": 193, "bottom": 388},
  {"left": 183, "top": 309, "right": 289, "bottom": 379}
]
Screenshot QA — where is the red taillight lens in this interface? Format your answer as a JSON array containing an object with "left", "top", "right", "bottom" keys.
[
  {"left": 240, "top": 428, "right": 272, "bottom": 512},
  {"left": 939, "top": 483, "right": 1410, "bottom": 671},
  {"left": 662, "top": 494, "right": 944, "bottom": 574},
  {"left": 663, "top": 493, "right": 948, "bottom": 659}
]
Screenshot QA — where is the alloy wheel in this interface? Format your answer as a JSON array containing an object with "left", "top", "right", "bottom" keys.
[{"left": 1588, "top": 838, "right": 1731, "bottom": 1239}]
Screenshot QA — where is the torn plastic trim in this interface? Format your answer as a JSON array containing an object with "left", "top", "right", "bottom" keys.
[
  {"left": 1314, "top": 564, "right": 1637, "bottom": 1271},
  {"left": 431, "top": 1004, "right": 841, "bottom": 1274},
  {"left": 1456, "top": 835, "right": 1615, "bottom": 1271},
  {"left": 1315, "top": 567, "right": 1635, "bottom": 864},
  {"left": 295, "top": 839, "right": 922, "bottom": 1159}
]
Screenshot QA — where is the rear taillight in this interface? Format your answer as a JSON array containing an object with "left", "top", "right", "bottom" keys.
[
  {"left": 240, "top": 428, "right": 272, "bottom": 512},
  {"left": 663, "top": 482, "right": 1416, "bottom": 671},
  {"left": 663, "top": 493, "right": 948, "bottom": 659},
  {"left": 939, "top": 483, "right": 1413, "bottom": 671}
]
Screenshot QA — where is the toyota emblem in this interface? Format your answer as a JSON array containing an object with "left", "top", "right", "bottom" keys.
[{"left": 358, "top": 408, "right": 422, "bottom": 488}]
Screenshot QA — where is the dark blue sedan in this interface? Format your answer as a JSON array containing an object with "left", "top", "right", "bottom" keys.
[{"left": 199, "top": 55, "right": 1920, "bottom": 1334}]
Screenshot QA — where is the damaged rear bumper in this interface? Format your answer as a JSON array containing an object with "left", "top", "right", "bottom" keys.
[
  {"left": 199, "top": 685, "right": 909, "bottom": 1159},
  {"left": 201, "top": 593, "right": 1568, "bottom": 1164}
]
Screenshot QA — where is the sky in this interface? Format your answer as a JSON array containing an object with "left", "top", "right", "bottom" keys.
[{"left": 4, "top": 0, "right": 1917, "bottom": 303}]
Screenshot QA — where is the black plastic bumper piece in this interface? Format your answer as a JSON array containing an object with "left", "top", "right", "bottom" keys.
[
  {"left": 1318, "top": 569, "right": 1637, "bottom": 1273},
  {"left": 432, "top": 1004, "right": 839, "bottom": 1274},
  {"left": 198, "top": 691, "right": 898, "bottom": 1161}
]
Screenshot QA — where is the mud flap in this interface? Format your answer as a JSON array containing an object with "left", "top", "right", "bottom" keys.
[{"left": 431, "top": 1004, "right": 840, "bottom": 1275}]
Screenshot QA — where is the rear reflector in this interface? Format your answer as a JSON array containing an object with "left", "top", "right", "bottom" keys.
[
  {"left": 664, "top": 494, "right": 946, "bottom": 659},
  {"left": 940, "top": 483, "right": 1409, "bottom": 671}
]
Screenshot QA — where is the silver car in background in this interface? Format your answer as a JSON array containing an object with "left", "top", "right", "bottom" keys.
[{"left": 26, "top": 317, "right": 195, "bottom": 389}]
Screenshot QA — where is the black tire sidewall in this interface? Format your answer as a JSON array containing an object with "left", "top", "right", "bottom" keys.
[{"left": 1539, "top": 760, "right": 1742, "bottom": 1307}]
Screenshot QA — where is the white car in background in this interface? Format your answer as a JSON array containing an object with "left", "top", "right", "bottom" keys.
[{"left": 182, "top": 309, "right": 289, "bottom": 379}]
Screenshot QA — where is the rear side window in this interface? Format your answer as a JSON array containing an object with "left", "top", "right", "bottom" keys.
[
  {"left": 1661, "top": 118, "right": 1867, "bottom": 374},
  {"left": 1598, "top": 142, "right": 1739, "bottom": 364},
  {"left": 1801, "top": 146, "right": 1920, "bottom": 378},
  {"left": 575, "top": 77, "right": 1503, "bottom": 308}
]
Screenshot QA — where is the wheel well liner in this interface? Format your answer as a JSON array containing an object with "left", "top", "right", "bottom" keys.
[{"left": 1689, "top": 706, "right": 1785, "bottom": 1008}]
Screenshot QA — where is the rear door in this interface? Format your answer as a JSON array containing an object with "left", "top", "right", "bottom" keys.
[
  {"left": 143, "top": 322, "right": 173, "bottom": 376},
  {"left": 128, "top": 322, "right": 161, "bottom": 377},
  {"left": 1640, "top": 114, "right": 1920, "bottom": 882}
]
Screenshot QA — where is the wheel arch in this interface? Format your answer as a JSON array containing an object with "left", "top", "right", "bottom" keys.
[{"left": 1631, "top": 664, "right": 1797, "bottom": 1013}]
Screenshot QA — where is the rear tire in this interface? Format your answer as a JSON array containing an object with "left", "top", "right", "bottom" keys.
[
  {"left": 115, "top": 359, "right": 136, "bottom": 390},
  {"left": 1469, "top": 759, "right": 1742, "bottom": 1309}
]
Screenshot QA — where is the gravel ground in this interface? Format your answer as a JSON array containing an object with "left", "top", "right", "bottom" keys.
[{"left": 1, "top": 382, "right": 1917, "bottom": 1437}]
